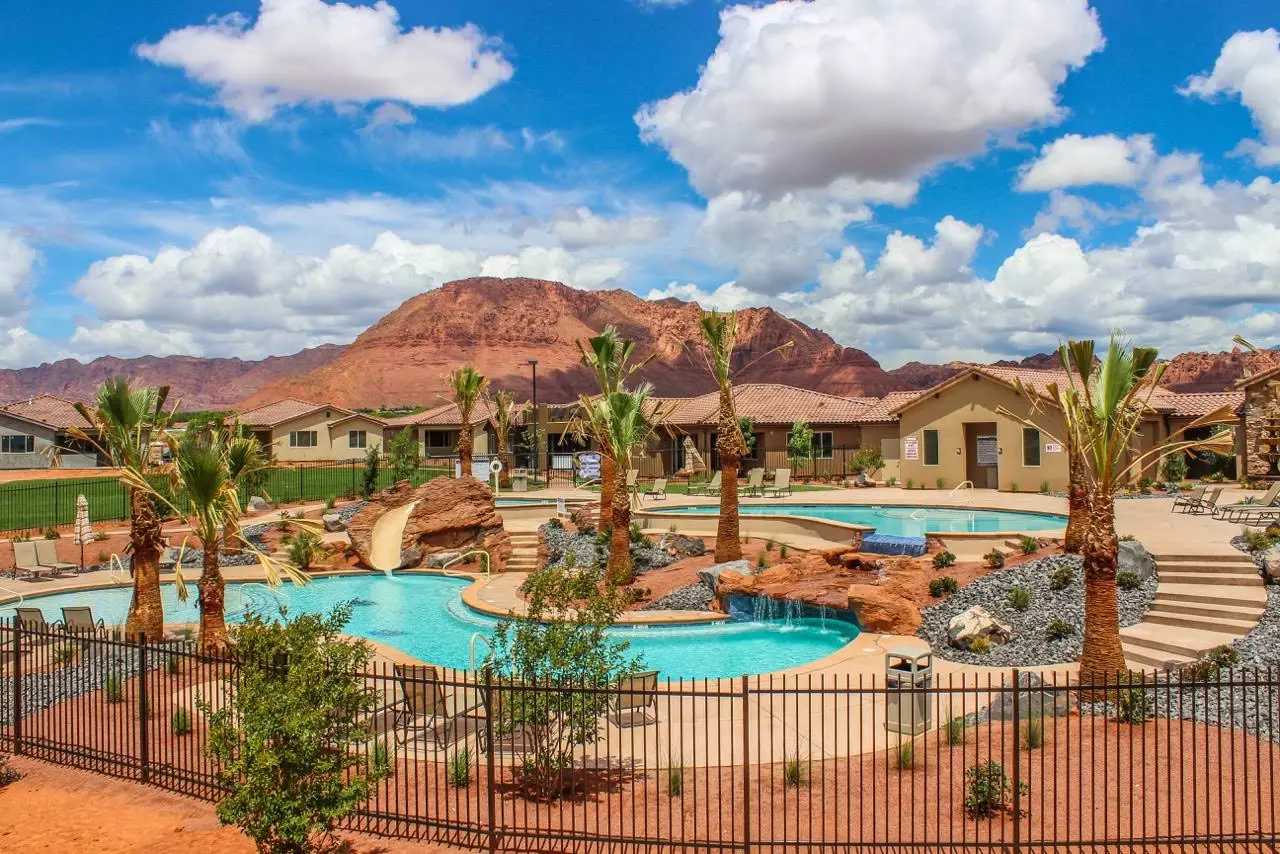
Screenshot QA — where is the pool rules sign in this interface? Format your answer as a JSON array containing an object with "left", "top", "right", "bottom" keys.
[{"left": 903, "top": 436, "right": 919, "bottom": 460}]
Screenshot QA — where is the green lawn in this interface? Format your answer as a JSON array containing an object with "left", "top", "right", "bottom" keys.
[{"left": 581, "top": 482, "right": 837, "bottom": 496}]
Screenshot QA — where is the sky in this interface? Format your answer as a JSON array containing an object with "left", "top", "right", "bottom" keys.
[{"left": 1, "top": 0, "right": 1279, "bottom": 370}]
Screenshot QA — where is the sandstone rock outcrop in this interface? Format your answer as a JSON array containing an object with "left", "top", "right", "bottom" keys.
[
  {"left": 348, "top": 477, "right": 512, "bottom": 572},
  {"left": 846, "top": 586, "right": 922, "bottom": 634}
]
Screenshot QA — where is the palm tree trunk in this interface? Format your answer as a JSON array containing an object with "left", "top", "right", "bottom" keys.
[
  {"left": 198, "top": 546, "right": 229, "bottom": 652},
  {"left": 457, "top": 427, "right": 473, "bottom": 479},
  {"left": 498, "top": 442, "right": 512, "bottom": 489},
  {"left": 1064, "top": 451, "right": 1088, "bottom": 554},
  {"left": 606, "top": 480, "right": 632, "bottom": 586},
  {"left": 125, "top": 488, "right": 165, "bottom": 639},
  {"left": 1079, "top": 490, "right": 1127, "bottom": 681},
  {"left": 599, "top": 452, "right": 617, "bottom": 530},
  {"left": 715, "top": 452, "right": 743, "bottom": 562}
]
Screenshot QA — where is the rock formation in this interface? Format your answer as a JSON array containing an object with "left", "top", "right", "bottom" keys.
[
  {"left": 348, "top": 477, "right": 512, "bottom": 572},
  {"left": 947, "top": 605, "right": 1014, "bottom": 649}
]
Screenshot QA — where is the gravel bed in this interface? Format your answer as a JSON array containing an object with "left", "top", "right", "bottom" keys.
[
  {"left": 334, "top": 501, "right": 366, "bottom": 524},
  {"left": 0, "top": 645, "right": 147, "bottom": 725},
  {"left": 640, "top": 584, "right": 713, "bottom": 612},
  {"left": 918, "top": 554, "right": 1158, "bottom": 667},
  {"left": 1043, "top": 489, "right": 1180, "bottom": 500},
  {"left": 540, "top": 523, "right": 675, "bottom": 575}
]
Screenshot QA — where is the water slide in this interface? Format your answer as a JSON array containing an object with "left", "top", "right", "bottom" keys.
[{"left": 368, "top": 500, "right": 419, "bottom": 573}]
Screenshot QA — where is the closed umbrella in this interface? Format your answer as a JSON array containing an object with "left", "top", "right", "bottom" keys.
[{"left": 73, "top": 494, "right": 92, "bottom": 571}]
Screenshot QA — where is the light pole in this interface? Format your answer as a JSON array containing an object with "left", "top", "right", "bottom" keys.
[{"left": 527, "top": 359, "right": 538, "bottom": 480}]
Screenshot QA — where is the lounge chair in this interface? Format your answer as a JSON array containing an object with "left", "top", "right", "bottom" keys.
[
  {"left": 1214, "top": 483, "right": 1280, "bottom": 522},
  {"left": 609, "top": 669, "right": 659, "bottom": 727},
  {"left": 644, "top": 478, "right": 668, "bottom": 500},
  {"left": 13, "top": 541, "right": 54, "bottom": 580},
  {"left": 14, "top": 606, "right": 51, "bottom": 631},
  {"left": 61, "top": 606, "right": 104, "bottom": 636},
  {"left": 741, "top": 467, "right": 766, "bottom": 498},
  {"left": 1171, "top": 485, "right": 1206, "bottom": 513},
  {"left": 1183, "top": 486, "right": 1224, "bottom": 516},
  {"left": 391, "top": 664, "right": 477, "bottom": 749},
  {"left": 625, "top": 469, "right": 640, "bottom": 495},
  {"left": 35, "top": 540, "right": 77, "bottom": 576},
  {"left": 687, "top": 471, "right": 721, "bottom": 496},
  {"left": 764, "top": 468, "right": 793, "bottom": 498}
]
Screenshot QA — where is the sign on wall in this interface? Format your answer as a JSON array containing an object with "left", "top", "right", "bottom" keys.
[
  {"left": 1045, "top": 442, "right": 1063, "bottom": 453},
  {"left": 903, "top": 436, "right": 919, "bottom": 461},
  {"left": 976, "top": 436, "right": 999, "bottom": 466}
]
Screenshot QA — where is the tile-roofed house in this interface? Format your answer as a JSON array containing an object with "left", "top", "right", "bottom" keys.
[
  {"left": 1164, "top": 392, "right": 1244, "bottom": 418},
  {"left": 237, "top": 398, "right": 386, "bottom": 462},
  {"left": 238, "top": 398, "right": 336, "bottom": 429},
  {"left": 0, "top": 394, "right": 101, "bottom": 470},
  {"left": 1, "top": 393, "right": 95, "bottom": 431},
  {"left": 380, "top": 398, "right": 530, "bottom": 463}
]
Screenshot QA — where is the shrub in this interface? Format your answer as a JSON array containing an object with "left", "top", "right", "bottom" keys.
[
  {"left": 94, "top": 531, "right": 109, "bottom": 542},
  {"left": 896, "top": 741, "right": 915, "bottom": 770},
  {"left": 667, "top": 763, "right": 684, "bottom": 797},
  {"left": 905, "top": 479, "right": 914, "bottom": 490},
  {"left": 936, "top": 477, "right": 946, "bottom": 490},
  {"left": 850, "top": 448, "right": 884, "bottom": 476},
  {"left": 203, "top": 606, "right": 385, "bottom": 854},
  {"left": 1161, "top": 452, "right": 1188, "bottom": 484},
  {"left": 1115, "top": 571, "right": 1141, "bottom": 591},
  {"left": 166, "top": 653, "right": 183, "bottom": 675},
  {"left": 779, "top": 544, "right": 789, "bottom": 559},
  {"left": 766, "top": 538, "right": 777, "bottom": 552},
  {"left": 446, "top": 746, "right": 471, "bottom": 788},
  {"left": 1006, "top": 586, "right": 1031, "bottom": 611},
  {"left": 886, "top": 476, "right": 898, "bottom": 487},
  {"left": 984, "top": 549, "right": 1005, "bottom": 569},
  {"left": 929, "top": 576, "right": 958, "bottom": 598},
  {"left": 783, "top": 755, "right": 806, "bottom": 787},
  {"left": 1179, "top": 645, "right": 1240, "bottom": 682},
  {"left": 1038, "top": 481, "right": 1050, "bottom": 494},
  {"left": 361, "top": 444, "right": 380, "bottom": 498},
  {"left": 945, "top": 716, "right": 967, "bottom": 746},
  {"left": 1241, "top": 527, "right": 1278, "bottom": 552},
  {"left": 969, "top": 637, "right": 994, "bottom": 655},
  {"left": 1113, "top": 677, "right": 1151, "bottom": 724},
  {"left": 1119, "top": 533, "right": 1137, "bottom": 541},
  {"left": 172, "top": 708, "right": 193, "bottom": 736},
  {"left": 51, "top": 644, "right": 77, "bottom": 666},
  {"left": 387, "top": 426, "right": 420, "bottom": 484},
  {"left": 965, "top": 761, "right": 1011, "bottom": 818},
  {"left": 323, "top": 495, "right": 336, "bottom": 511},
  {"left": 1045, "top": 619, "right": 1075, "bottom": 640},
  {"left": 1137, "top": 476, "right": 1155, "bottom": 490},
  {"left": 544, "top": 517, "right": 563, "bottom": 529},
  {"left": 283, "top": 530, "right": 321, "bottom": 571},
  {"left": 1022, "top": 716, "right": 1044, "bottom": 750},
  {"left": 0, "top": 753, "right": 21, "bottom": 789},
  {"left": 1049, "top": 565, "right": 1075, "bottom": 591},
  {"left": 1010, "top": 482, "right": 1020, "bottom": 493},
  {"left": 103, "top": 673, "right": 124, "bottom": 703},
  {"left": 1018, "top": 535, "right": 1039, "bottom": 555},
  {"left": 43, "top": 528, "right": 60, "bottom": 540},
  {"left": 276, "top": 511, "right": 291, "bottom": 533},
  {"left": 932, "top": 550, "right": 956, "bottom": 569},
  {"left": 369, "top": 739, "right": 394, "bottom": 778},
  {"left": 756, "top": 553, "right": 767, "bottom": 570},
  {"left": 629, "top": 522, "right": 644, "bottom": 544},
  {"left": 96, "top": 550, "right": 110, "bottom": 564}
]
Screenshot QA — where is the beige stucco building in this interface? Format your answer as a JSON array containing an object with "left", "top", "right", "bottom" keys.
[{"left": 239, "top": 398, "right": 387, "bottom": 463}]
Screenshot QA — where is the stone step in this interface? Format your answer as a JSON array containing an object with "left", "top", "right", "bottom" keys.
[
  {"left": 1157, "top": 560, "right": 1258, "bottom": 574},
  {"left": 1123, "top": 642, "right": 1195, "bottom": 671},
  {"left": 1145, "top": 599, "right": 1265, "bottom": 621},
  {"left": 1120, "top": 622, "right": 1243, "bottom": 660},
  {"left": 1141, "top": 609, "right": 1258, "bottom": 634},
  {"left": 1154, "top": 583, "right": 1267, "bottom": 606},
  {"left": 1156, "top": 570, "right": 1261, "bottom": 587},
  {"left": 1152, "top": 553, "right": 1254, "bottom": 564}
]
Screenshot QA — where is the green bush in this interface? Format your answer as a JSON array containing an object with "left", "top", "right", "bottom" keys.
[
  {"left": 1049, "top": 565, "right": 1075, "bottom": 590},
  {"left": 387, "top": 426, "right": 420, "bottom": 484},
  {"left": 1178, "top": 645, "right": 1240, "bottom": 682},
  {"left": 361, "top": 444, "right": 380, "bottom": 498},
  {"left": 850, "top": 448, "right": 884, "bottom": 476},
  {"left": 43, "top": 528, "right": 60, "bottom": 540},
  {"left": 779, "top": 544, "right": 789, "bottom": 559},
  {"left": 103, "top": 673, "right": 124, "bottom": 703},
  {"left": 1113, "top": 676, "right": 1151, "bottom": 724},
  {"left": 896, "top": 741, "right": 915, "bottom": 770},
  {"left": 984, "top": 549, "right": 1005, "bottom": 569},
  {"left": 544, "top": 517, "right": 563, "bottom": 529},
  {"left": 667, "top": 763, "right": 684, "bottom": 797},
  {"left": 1018, "top": 535, "right": 1039, "bottom": 555},
  {"left": 629, "top": 522, "right": 644, "bottom": 544},
  {"left": 929, "top": 576, "right": 958, "bottom": 597},
  {"left": 51, "top": 644, "right": 77, "bottom": 666},
  {"left": 0, "top": 753, "right": 21, "bottom": 789},
  {"left": 932, "top": 550, "right": 956, "bottom": 569},
  {"left": 172, "top": 708, "right": 193, "bottom": 736},
  {"left": 885, "top": 476, "right": 898, "bottom": 487},
  {"left": 936, "top": 477, "right": 946, "bottom": 490},
  {"left": 964, "top": 761, "right": 1011, "bottom": 818},
  {"left": 1022, "top": 716, "right": 1044, "bottom": 750},
  {"left": 1045, "top": 619, "right": 1075, "bottom": 640},
  {"left": 1010, "top": 482, "right": 1020, "bottom": 493},
  {"left": 446, "top": 746, "right": 471, "bottom": 788},
  {"left": 945, "top": 717, "right": 967, "bottom": 746},
  {"left": 323, "top": 495, "right": 336, "bottom": 511},
  {"left": 283, "top": 530, "right": 321, "bottom": 571},
  {"left": 905, "top": 479, "right": 914, "bottom": 490},
  {"left": 1241, "top": 527, "right": 1278, "bottom": 552},
  {"left": 783, "top": 755, "right": 806, "bottom": 787},
  {"left": 1007, "top": 586, "right": 1031, "bottom": 611},
  {"left": 1116, "top": 571, "right": 1141, "bottom": 591},
  {"left": 1161, "top": 452, "right": 1188, "bottom": 484},
  {"left": 1038, "top": 480, "right": 1050, "bottom": 494},
  {"left": 203, "top": 606, "right": 385, "bottom": 854},
  {"left": 969, "top": 637, "right": 994, "bottom": 655}
]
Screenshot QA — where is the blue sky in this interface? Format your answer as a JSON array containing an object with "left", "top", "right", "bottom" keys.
[{"left": 1, "top": 0, "right": 1278, "bottom": 369}]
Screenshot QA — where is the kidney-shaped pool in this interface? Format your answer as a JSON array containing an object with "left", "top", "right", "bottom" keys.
[{"left": 652, "top": 503, "right": 1067, "bottom": 537}]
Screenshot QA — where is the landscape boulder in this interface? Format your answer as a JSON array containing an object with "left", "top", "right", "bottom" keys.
[
  {"left": 947, "top": 606, "right": 1014, "bottom": 650},
  {"left": 1261, "top": 546, "right": 1280, "bottom": 582},
  {"left": 1117, "top": 539, "right": 1157, "bottom": 580},
  {"left": 348, "top": 477, "right": 512, "bottom": 572},
  {"left": 657, "top": 532, "right": 706, "bottom": 558},
  {"left": 322, "top": 513, "right": 346, "bottom": 533},
  {"left": 246, "top": 496, "right": 270, "bottom": 513},
  {"left": 846, "top": 585, "right": 922, "bottom": 634},
  {"left": 698, "top": 559, "right": 752, "bottom": 593},
  {"left": 425, "top": 550, "right": 463, "bottom": 569}
]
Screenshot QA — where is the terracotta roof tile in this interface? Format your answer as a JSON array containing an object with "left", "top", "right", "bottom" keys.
[
  {"left": 0, "top": 394, "right": 94, "bottom": 430},
  {"left": 859, "top": 391, "right": 923, "bottom": 422},
  {"left": 238, "top": 398, "right": 337, "bottom": 428},
  {"left": 1164, "top": 391, "right": 1244, "bottom": 417},
  {"left": 656, "top": 384, "right": 872, "bottom": 426},
  {"left": 386, "top": 399, "right": 527, "bottom": 428}
]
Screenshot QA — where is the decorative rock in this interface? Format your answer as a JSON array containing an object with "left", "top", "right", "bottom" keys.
[
  {"left": 947, "top": 606, "right": 1014, "bottom": 649},
  {"left": 1118, "top": 539, "right": 1157, "bottom": 580},
  {"left": 846, "top": 585, "right": 921, "bottom": 634},
  {"left": 657, "top": 532, "right": 706, "bottom": 557},
  {"left": 322, "top": 513, "right": 346, "bottom": 533},
  {"left": 1260, "top": 546, "right": 1280, "bottom": 582},
  {"left": 425, "top": 550, "right": 463, "bottom": 569},
  {"left": 699, "top": 559, "right": 752, "bottom": 593},
  {"left": 397, "top": 547, "right": 423, "bottom": 570},
  {"left": 246, "top": 496, "right": 270, "bottom": 513}
]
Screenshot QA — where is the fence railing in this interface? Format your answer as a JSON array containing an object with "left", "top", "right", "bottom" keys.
[{"left": 2, "top": 620, "right": 1276, "bottom": 851}]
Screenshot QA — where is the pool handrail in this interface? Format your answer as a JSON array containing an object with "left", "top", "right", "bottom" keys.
[
  {"left": 107, "top": 553, "right": 129, "bottom": 584},
  {"left": 948, "top": 480, "right": 975, "bottom": 504},
  {"left": 470, "top": 631, "right": 495, "bottom": 671},
  {"left": 441, "top": 550, "right": 491, "bottom": 576}
]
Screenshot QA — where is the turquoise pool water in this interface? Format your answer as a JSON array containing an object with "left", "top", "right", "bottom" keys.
[
  {"left": 653, "top": 503, "right": 1067, "bottom": 536},
  {"left": 1, "top": 575, "right": 858, "bottom": 680}
]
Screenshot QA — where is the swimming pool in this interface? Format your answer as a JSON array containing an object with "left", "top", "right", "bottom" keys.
[
  {"left": 1, "top": 575, "right": 858, "bottom": 680},
  {"left": 653, "top": 503, "right": 1067, "bottom": 536}
]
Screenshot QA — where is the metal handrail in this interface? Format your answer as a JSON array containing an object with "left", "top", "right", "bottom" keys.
[
  {"left": 948, "top": 480, "right": 975, "bottom": 504},
  {"left": 441, "top": 549, "right": 491, "bottom": 576},
  {"left": 107, "top": 553, "right": 130, "bottom": 584},
  {"left": 469, "top": 631, "right": 495, "bottom": 671}
]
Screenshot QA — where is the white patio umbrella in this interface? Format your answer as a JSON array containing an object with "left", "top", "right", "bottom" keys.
[{"left": 72, "top": 493, "right": 92, "bottom": 571}]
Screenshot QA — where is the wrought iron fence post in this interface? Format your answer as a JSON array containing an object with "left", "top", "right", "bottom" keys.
[
  {"left": 484, "top": 669, "right": 497, "bottom": 853},
  {"left": 741, "top": 674, "right": 751, "bottom": 854},
  {"left": 138, "top": 634, "right": 150, "bottom": 783},
  {"left": 1011, "top": 667, "right": 1021, "bottom": 853},
  {"left": 11, "top": 619, "right": 21, "bottom": 754}
]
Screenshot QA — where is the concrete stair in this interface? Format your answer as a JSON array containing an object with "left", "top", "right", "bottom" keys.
[
  {"left": 506, "top": 531, "right": 541, "bottom": 572},
  {"left": 1121, "top": 551, "right": 1263, "bottom": 670}
]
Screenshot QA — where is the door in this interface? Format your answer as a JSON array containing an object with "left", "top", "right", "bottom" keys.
[{"left": 964, "top": 422, "right": 999, "bottom": 488}]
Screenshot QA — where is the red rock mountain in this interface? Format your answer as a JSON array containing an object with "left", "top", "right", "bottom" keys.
[{"left": 243, "top": 278, "right": 901, "bottom": 408}]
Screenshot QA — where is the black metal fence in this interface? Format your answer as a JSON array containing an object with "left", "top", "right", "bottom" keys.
[{"left": 2, "top": 619, "right": 1276, "bottom": 851}]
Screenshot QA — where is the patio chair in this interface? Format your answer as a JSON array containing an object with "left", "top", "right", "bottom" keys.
[
  {"left": 35, "top": 540, "right": 77, "bottom": 576},
  {"left": 391, "top": 664, "right": 477, "bottom": 749},
  {"left": 764, "top": 468, "right": 793, "bottom": 498},
  {"left": 609, "top": 669, "right": 659, "bottom": 727},
  {"left": 1183, "top": 486, "right": 1225, "bottom": 516},
  {"left": 1214, "top": 483, "right": 1280, "bottom": 522},
  {"left": 61, "top": 606, "right": 105, "bottom": 636},
  {"left": 12, "top": 542, "right": 52, "bottom": 580},
  {"left": 688, "top": 471, "right": 721, "bottom": 496},
  {"left": 1170, "top": 485, "right": 1206, "bottom": 513},
  {"left": 625, "top": 469, "right": 640, "bottom": 495},
  {"left": 644, "top": 478, "right": 668, "bottom": 500},
  {"left": 741, "top": 467, "right": 766, "bottom": 498},
  {"left": 14, "top": 606, "right": 51, "bottom": 631}
]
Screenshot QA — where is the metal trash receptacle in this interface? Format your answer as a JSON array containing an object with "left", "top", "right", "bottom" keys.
[
  {"left": 511, "top": 470, "right": 529, "bottom": 492},
  {"left": 885, "top": 648, "right": 933, "bottom": 735}
]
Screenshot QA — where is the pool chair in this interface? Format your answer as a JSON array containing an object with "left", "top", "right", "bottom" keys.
[
  {"left": 609, "top": 669, "right": 659, "bottom": 727},
  {"left": 625, "top": 469, "right": 640, "bottom": 495},
  {"left": 741, "top": 467, "right": 767, "bottom": 498},
  {"left": 391, "top": 664, "right": 478, "bottom": 749},
  {"left": 1170, "top": 485, "right": 1206, "bottom": 513},
  {"left": 764, "top": 468, "right": 793, "bottom": 498},
  {"left": 644, "top": 478, "right": 668, "bottom": 500},
  {"left": 35, "top": 540, "right": 77, "bottom": 576},
  {"left": 12, "top": 541, "right": 52, "bottom": 580},
  {"left": 1214, "top": 483, "right": 1280, "bottom": 523},
  {"left": 1182, "top": 486, "right": 1225, "bottom": 516},
  {"left": 14, "top": 606, "right": 52, "bottom": 631},
  {"left": 61, "top": 606, "right": 105, "bottom": 636},
  {"left": 688, "top": 471, "right": 721, "bottom": 496}
]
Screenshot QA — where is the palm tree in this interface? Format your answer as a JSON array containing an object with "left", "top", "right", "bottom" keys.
[
  {"left": 697, "top": 312, "right": 792, "bottom": 562},
  {"left": 577, "top": 326, "right": 654, "bottom": 528},
  {"left": 70, "top": 379, "right": 174, "bottom": 639},
  {"left": 221, "top": 425, "right": 272, "bottom": 552},
  {"left": 490, "top": 390, "right": 523, "bottom": 489},
  {"left": 449, "top": 366, "right": 490, "bottom": 479},
  {"left": 1003, "top": 336, "right": 1235, "bottom": 677}
]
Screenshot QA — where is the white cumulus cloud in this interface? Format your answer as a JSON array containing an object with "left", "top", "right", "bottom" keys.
[
  {"left": 551, "top": 208, "right": 666, "bottom": 250},
  {"left": 0, "top": 229, "right": 37, "bottom": 312},
  {"left": 1183, "top": 29, "right": 1280, "bottom": 166},
  {"left": 1018, "top": 134, "right": 1154, "bottom": 191},
  {"left": 636, "top": 0, "right": 1104, "bottom": 199},
  {"left": 136, "top": 0, "right": 514, "bottom": 122}
]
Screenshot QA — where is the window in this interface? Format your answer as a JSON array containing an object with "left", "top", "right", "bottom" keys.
[
  {"left": 1023, "top": 428, "right": 1041, "bottom": 467},
  {"left": 923, "top": 430, "right": 940, "bottom": 466},
  {"left": 0, "top": 434, "right": 34, "bottom": 454},
  {"left": 348, "top": 430, "right": 367, "bottom": 449},
  {"left": 812, "top": 431, "right": 834, "bottom": 459},
  {"left": 288, "top": 430, "right": 318, "bottom": 448},
  {"left": 426, "top": 430, "right": 453, "bottom": 450}
]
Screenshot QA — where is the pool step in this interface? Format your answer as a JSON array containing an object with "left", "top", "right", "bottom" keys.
[{"left": 506, "top": 531, "right": 541, "bottom": 572}]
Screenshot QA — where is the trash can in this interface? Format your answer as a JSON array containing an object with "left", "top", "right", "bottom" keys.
[
  {"left": 511, "top": 469, "right": 529, "bottom": 492},
  {"left": 885, "top": 648, "right": 933, "bottom": 735}
]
